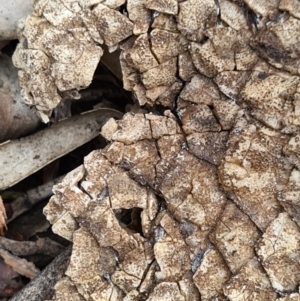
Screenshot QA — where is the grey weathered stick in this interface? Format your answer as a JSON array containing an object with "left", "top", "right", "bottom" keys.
[
  {"left": 8, "top": 246, "right": 72, "bottom": 301},
  {"left": 0, "top": 108, "right": 123, "bottom": 190},
  {"left": 0, "top": 237, "right": 65, "bottom": 257}
]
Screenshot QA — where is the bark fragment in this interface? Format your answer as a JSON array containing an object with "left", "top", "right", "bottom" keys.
[
  {"left": 219, "top": 117, "right": 292, "bottom": 231},
  {"left": 44, "top": 111, "right": 232, "bottom": 300},
  {"left": 127, "top": 0, "right": 151, "bottom": 34},
  {"left": 147, "top": 282, "right": 185, "bottom": 301},
  {"left": 240, "top": 70, "right": 299, "bottom": 130},
  {"left": 224, "top": 258, "right": 277, "bottom": 301},
  {"left": 146, "top": 0, "right": 178, "bottom": 15},
  {"left": 12, "top": 0, "right": 133, "bottom": 121},
  {"left": 252, "top": 16, "right": 300, "bottom": 75},
  {"left": 28, "top": 0, "right": 300, "bottom": 299},
  {"left": 256, "top": 213, "right": 300, "bottom": 292},
  {"left": 177, "top": 0, "right": 217, "bottom": 42},
  {"left": 193, "top": 248, "right": 231, "bottom": 301},
  {"left": 278, "top": 169, "right": 300, "bottom": 227},
  {"left": 210, "top": 201, "right": 260, "bottom": 274},
  {"left": 277, "top": 293, "right": 300, "bottom": 301}
]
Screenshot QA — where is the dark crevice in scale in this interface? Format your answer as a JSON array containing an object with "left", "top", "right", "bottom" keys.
[
  {"left": 90, "top": 4, "right": 98, "bottom": 10},
  {"left": 1, "top": 39, "right": 18, "bottom": 57},
  {"left": 136, "top": 259, "right": 156, "bottom": 300},
  {"left": 149, "top": 10, "right": 160, "bottom": 33},
  {"left": 148, "top": 32, "right": 160, "bottom": 65},
  {"left": 156, "top": 195, "right": 168, "bottom": 212},
  {"left": 208, "top": 102, "right": 226, "bottom": 132},
  {"left": 114, "top": 207, "right": 144, "bottom": 236},
  {"left": 244, "top": 6, "right": 260, "bottom": 31},
  {"left": 255, "top": 42, "right": 285, "bottom": 61},
  {"left": 214, "top": 0, "right": 222, "bottom": 25},
  {"left": 191, "top": 250, "right": 205, "bottom": 273},
  {"left": 146, "top": 10, "right": 161, "bottom": 65},
  {"left": 195, "top": 35, "right": 209, "bottom": 46},
  {"left": 119, "top": 3, "right": 128, "bottom": 15},
  {"left": 150, "top": 104, "right": 172, "bottom": 115},
  {"left": 180, "top": 219, "right": 197, "bottom": 238}
]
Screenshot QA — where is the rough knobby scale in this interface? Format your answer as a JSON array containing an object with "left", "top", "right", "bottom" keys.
[{"left": 13, "top": 0, "right": 300, "bottom": 300}]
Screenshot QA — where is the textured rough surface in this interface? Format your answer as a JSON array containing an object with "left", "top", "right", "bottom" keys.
[
  {"left": 219, "top": 117, "right": 292, "bottom": 231},
  {"left": 277, "top": 294, "right": 300, "bottom": 301},
  {"left": 193, "top": 248, "right": 231, "bottom": 300},
  {"left": 31, "top": 0, "right": 300, "bottom": 300},
  {"left": 209, "top": 202, "right": 260, "bottom": 274},
  {"left": 279, "top": 169, "right": 300, "bottom": 227},
  {"left": 256, "top": 213, "right": 300, "bottom": 292},
  {"left": 13, "top": 0, "right": 133, "bottom": 122},
  {"left": 49, "top": 277, "right": 85, "bottom": 301},
  {"left": 224, "top": 258, "right": 277, "bottom": 301}
]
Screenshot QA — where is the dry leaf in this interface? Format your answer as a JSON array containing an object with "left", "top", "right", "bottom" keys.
[
  {"left": 0, "top": 248, "right": 39, "bottom": 280},
  {"left": 0, "top": 257, "right": 23, "bottom": 298},
  {"left": 0, "top": 196, "right": 7, "bottom": 236}
]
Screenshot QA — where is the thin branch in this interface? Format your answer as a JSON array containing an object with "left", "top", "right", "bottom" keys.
[
  {"left": 8, "top": 247, "right": 72, "bottom": 301},
  {"left": 0, "top": 237, "right": 65, "bottom": 258}
]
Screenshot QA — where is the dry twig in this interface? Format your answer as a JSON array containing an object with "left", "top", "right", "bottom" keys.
[
  {"left": 8, "top": 247, "right": 72, "bottom": 301},
  {"left": 0, "top": 197, "right": 7, "bottom": 236},
  {"left": 0, "top": 237, "right": 65, "bottom": 258}
]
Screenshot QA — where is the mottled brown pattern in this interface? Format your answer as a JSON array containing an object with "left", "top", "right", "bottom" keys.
[{"left": 14, "top": 0, "right": 300, "bottom": 300}]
